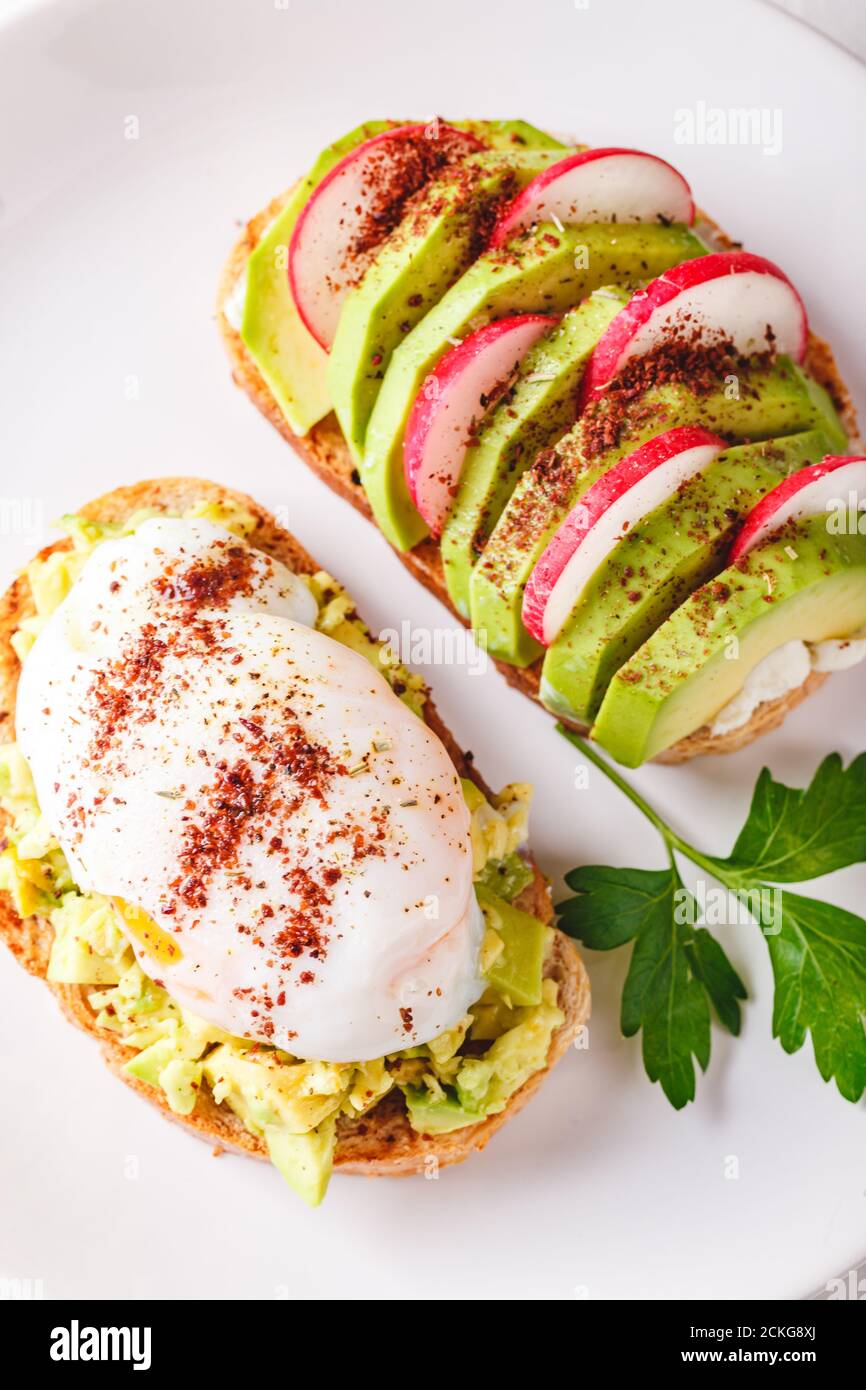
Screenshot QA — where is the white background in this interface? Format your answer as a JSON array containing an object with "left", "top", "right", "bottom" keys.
[
  {"left": 773, "top": 0, "right": 866, "bottom": 62},
  {"left": 0, "top": 0, "right": 864, "bottom": 1300}
]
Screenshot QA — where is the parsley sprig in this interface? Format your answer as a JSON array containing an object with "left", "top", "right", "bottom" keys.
[{"left": 557, "top": 728, "right": 866, "bottom": 1109}]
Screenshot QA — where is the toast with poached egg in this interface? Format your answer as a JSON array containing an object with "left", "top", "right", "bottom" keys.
[{"left": 0, "top": 477, "right": 590, "bottom": 1204}]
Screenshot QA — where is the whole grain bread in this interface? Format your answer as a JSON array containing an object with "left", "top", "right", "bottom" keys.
[
  {"left": 0, "top": 477, "right": 591, "bottom": 1180},
  {"left": 217, "top": 187, "right": 860, "bottom": 761}
]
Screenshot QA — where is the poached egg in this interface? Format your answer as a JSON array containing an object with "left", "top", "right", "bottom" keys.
[{"left": 17, "top": 517, "right": 484, "bottom": 1060}]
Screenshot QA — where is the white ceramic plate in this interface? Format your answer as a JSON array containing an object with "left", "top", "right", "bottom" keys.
[{"left": 1, "top": 0, "right": 864, "bottom": 1301}]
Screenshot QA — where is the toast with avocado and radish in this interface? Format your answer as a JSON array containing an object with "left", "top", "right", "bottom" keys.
[
  {"left": 218, "top": 120, "right": 862, "bottom": 765},
  {"left": 0, "top": 477, "right": 590, "bottom": 1206}
]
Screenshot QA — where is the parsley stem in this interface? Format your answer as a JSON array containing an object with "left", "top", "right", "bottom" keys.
[
  {"left": 558, "top": 725, "right": 741, "bottom": 889},
  {"left": 558, "top": 726, "right": 677, "bottom": 844}
]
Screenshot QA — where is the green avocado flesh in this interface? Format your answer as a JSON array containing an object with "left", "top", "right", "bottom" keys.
[
  {"left": 240, "top": 119, "right": 562, "bottom": 438},
  {"left": 329, "top": 148, "right": 574, "bottom": 464},
  {"left": 477, "top": 885, "right": 547, "bottom": 1006},
  {"left": 471, "top": 360, "right": 847, "bottom": 667},
  {"left": 440, "top": 288, "right": 630, "bottom": 617},
  {"left": 362, "top": 222, "right": 706, "bottom": 551},
  {"left": 241, "top": 121, "right": 393, "bottom": 437},
  {"left": 403, "top": 1088, "right": 482, "bottom": 1134},
  {"left": 265, "top": 1123, "right": 336, "bottom": 1207},
  {"left": 460, "top": 119, "right": 568, "bottom": 151},
  {"left": 592, "top": 517, "right": 866, "bottom": 767},
  {"left": 540, "top": 429, "right": 835, "bottom": 725}
]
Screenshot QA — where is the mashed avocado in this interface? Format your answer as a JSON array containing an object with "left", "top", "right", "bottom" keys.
[{"left": 0, "top": 503, "right": 561, "bottom": 1206}]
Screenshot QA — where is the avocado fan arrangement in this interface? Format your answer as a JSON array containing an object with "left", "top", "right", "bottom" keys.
[{"left": 219, "top": 118, "right": 866, "bottom": 768}]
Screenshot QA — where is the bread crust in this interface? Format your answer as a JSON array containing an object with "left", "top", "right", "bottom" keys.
[
  {"left": 0, "top": 477, "right": 590, "bottom": 1180},
  {"left": 217, "top": 187, "right": 861, "bottom": 762}
]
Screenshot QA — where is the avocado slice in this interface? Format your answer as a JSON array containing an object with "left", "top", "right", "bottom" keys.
[
  {"left": 404, "top": 1086, "right": 482, "bottom": 1134},
  {"left": 471, "top": 360, "right": 847, "bottom": 666},
  {"left": 592, "top": 516, "right": 866, "bottom": 767},
  {"left": 440, "top": 287, "right": 630, "bottom": 617},
  {"left": 265, "top": 1119, "right": 337, "bottom": 1208},
  {"left": 125, "top": 1036, "right": 179, "bottom": 1088},
  {"left": 241, "top": 119, "right": 563, "bottom": 438},
  {"left": 362, "top": 222, "right": 707, "bottom": 550},
  {"left": 475, "top": 849, "right": 534, "bottom": 901},
  {"left": 477, "top": 885, "right": 547, "bottom": 1006},
  {"left": 329, "top": 147, "right": 574, "bottom": 464},
  {"left": 540, "top": 429, "right": 835, "bottom": 724},
  {"left": 241, "top": 121, "right": 394, "bottom": 437},
  {"left": 460, "top": 119, "right": 568, "bottom": 152},
  {"left": 46, "top": 914, "right": 122, "bottom": 985}
]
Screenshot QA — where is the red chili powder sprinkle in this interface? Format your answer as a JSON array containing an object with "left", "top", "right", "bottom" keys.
[
  {"left": 86, "top": 623, "right": 167, "bottom": 757},
  {"left": 153, "top": 543, "right": 256, "bottom": 612},
  {"left": 164, "top": 713, "right": 388, "bottom": 969},
  {"left": 347, "top": 124, "right": 479, "bottom": 261},
  {"left": 172, "top": 758, "right": 267, "bottom": 910}
]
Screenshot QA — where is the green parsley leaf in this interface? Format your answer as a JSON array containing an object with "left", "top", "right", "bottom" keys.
[
  {"left": 683, "top": 928, "right": 747, "bottom": 1037},
  {"left": 559, "top": 865, "right": 674, "bottom": 950},
  {"left": 557, "top": 727, "right": 866, "bottom": 1107},
  {"left": 710, "top": 753, "right": 866, "bottom": 883},
  {"left": 559, "top": 865, "right": 746, "bottom": 1108},
  {"left": 765, "top": 890, "right": 866, "bottom": 1102}
]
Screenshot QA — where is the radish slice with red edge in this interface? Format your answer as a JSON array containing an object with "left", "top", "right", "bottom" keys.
[
  {"left": 579, "top": 252, "right": 808, "bottom": 407},
  {"left": 522, "top": 425, "right": 727, "bottom": 646},
  {"left": 730, "top": 455, "right": 866, "bottom": 562},
  {"left": 404, "top": 313, "right": 558, "bottom": 537},
  {"left": 489, "top": 147, "right": 694, "bottom": 248},
  {"left": 289, "top": 123, "right": 483, "bottom": 350}
]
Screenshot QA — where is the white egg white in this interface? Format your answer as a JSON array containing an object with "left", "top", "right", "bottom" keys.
[{"left": 17, "top": 518, "right": 484, "bottom": 1060}]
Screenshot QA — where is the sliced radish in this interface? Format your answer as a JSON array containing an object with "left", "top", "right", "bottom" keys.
[
  {"left": 522, "top": 426, "right": 727, "bottom": 645},
  {"left": 579, "top": 252, "right": 809, "bottom": 405},
  {"left": 730, "top": 455, "right": 866, "bottom": 561},
  {"left": 404, "top": 314, "right": 557, "bottom": 536},
  {"left": 289, "top": 123, "right": 483, "bottom": 349},
  {"left": 489, "top": 147, "right": 694, "bottom": 248}
]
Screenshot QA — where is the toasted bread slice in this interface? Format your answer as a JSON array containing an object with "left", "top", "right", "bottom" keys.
[
  {"left": 217, "top": 187, "right": 860, "bottom": 762},
  {"left": 0, "top": 477, "right": 590, "bottom": 1180}
]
